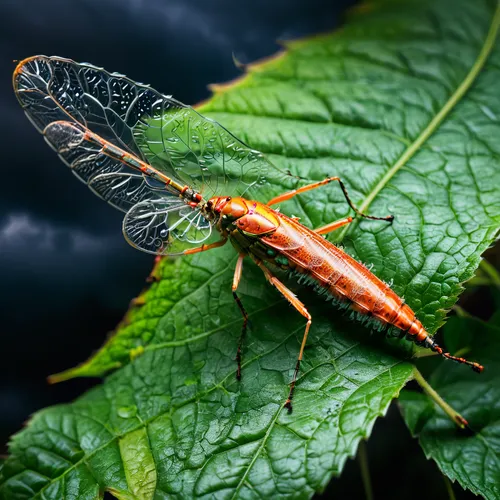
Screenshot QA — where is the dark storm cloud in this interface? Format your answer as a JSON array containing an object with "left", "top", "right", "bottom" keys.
[
  {"left": 0, "top": 213, "right": 114, "bottom": 256},
  {"left": 0, "top": 211, "right": 149, "bottom": 306}
]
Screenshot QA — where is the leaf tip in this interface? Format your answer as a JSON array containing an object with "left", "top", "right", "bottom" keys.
[{"left": 48, "top": 361, "right": 121, "bottom": 384}]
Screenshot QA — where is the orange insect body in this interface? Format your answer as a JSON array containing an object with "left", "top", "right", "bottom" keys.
[
  {"left": 211, "top": 196, "right": 483, "bottom": 396},
  {"left": 262, "top": 209, "right": 426, "bottom": 337}
]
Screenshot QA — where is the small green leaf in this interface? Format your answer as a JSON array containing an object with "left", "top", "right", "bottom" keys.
[
  {"left": 400, "top": 316, "right": 500, "bottom": 500},
  {"left": 3, "top": 0, "right": 500, "bottom": 498}
]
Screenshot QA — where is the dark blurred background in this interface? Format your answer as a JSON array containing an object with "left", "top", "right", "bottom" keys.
[{"left": 0, "top": 1, "right": 479, "bottom": 498}]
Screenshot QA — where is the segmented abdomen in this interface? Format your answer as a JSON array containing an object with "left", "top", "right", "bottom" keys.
[{"left": 260, "top": 213, "right": 429, "bottom": 343}]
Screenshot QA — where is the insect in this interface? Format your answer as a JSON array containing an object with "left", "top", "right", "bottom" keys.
[{"left": 13, "top": 56, "right": 483, "bottom": 411}]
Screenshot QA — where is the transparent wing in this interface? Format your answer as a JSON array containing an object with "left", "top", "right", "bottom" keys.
[
  {"left": 14, "top": 55, "right": 288, "bottom": 199},
  {"left": 43, "top": 121, "right": 213, "bottom": 254},
  {"left": 123, "top": 199, "right": 214, "bottom": 256},
  {"left": 89, "top": 173, "right": 159, "bottom": 212},
  {"left": 43, "top": 121, "right": 158, "bottom": 212},
  {"left": 44, "top": 121, "right": 121, "bottom": 184}
]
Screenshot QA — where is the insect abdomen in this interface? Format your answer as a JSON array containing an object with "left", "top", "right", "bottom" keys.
[
  {"left": 321, "top": 256, "right": 430, "bottom": 344},
  {"left": 261, "top": 213, "right": 428, "bottom": 341},
  {"left": 259, "top": 211, "right": 483, "bottom": 374}
]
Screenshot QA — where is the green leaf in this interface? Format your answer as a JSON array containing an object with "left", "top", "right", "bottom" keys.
[
  {"left": 399, "top": 316, "right": 500, "bottom": 500},
  {"left": 3, "top": 0, "right": 500, "bottom": 498}
]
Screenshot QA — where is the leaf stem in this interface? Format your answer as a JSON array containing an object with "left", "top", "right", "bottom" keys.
[
  {"left": 413, "top": 349, "right": 438, "bottom": 359},
  {"left": 452, "top": 304, "right": 472, "bottom": 319},
  {"left": 452, "top": 347, "right": 471, "bottom": 359},
  {"left": 357, "top": 441, "right": 374, "bottom": 500},
  {"left": 479, "top": 259, "right": 500, "bottom": 288},
  {"left": 468, "top": 276, "right": 496, "bottom": 287},
  {"left": 412, "top": 366, "right": 469, "bottom": 429},
  {"left": 443, "top": 475, "right": 457, "bottom": 500}
]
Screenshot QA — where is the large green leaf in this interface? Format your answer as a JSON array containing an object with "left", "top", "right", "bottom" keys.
[
  {"left": 399, "top": 315, "right": 500, "bottom": 500},
  {"left": 3, "top": 0, "right": 500, "bottom": 498}
]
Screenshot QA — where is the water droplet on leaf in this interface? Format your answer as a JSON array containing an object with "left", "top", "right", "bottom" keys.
[{"left": 117, "top": 406, "right": 137, "bottom": 418}]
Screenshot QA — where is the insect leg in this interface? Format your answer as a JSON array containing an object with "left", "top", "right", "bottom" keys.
[
  {"left": 266, "top": 176, "right": 393, "bottom": 222},
  {"left": 314, "top": 216, "right": 353, "bottom": 235},
  {"left": 183, "top": 237, "right": 227, "bottom": 255},
  {"left": 232, "top": 254, "right": 248, "bottom": 380},
  {"left": 253, "top": 258, "right": 311, "bottom": 412}
]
